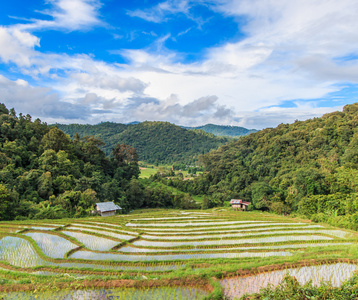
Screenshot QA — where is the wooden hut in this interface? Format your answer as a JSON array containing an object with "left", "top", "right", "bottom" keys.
[
  {"left": 96, "top": 202, "right": 122, "bottom": 217},
  {"left": 230, "top": 199, "right": 251, "bottom": 210}
]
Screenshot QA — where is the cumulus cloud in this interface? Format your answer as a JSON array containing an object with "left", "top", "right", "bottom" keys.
[
  {"left": 235, "top": 104, "right": 345, "bottom": 129},
  {"left": 0, "top": 75, "right": 93, "bottom": 120},
  {"left": 71, "top": 72, "right": 148, "bottom": 93},
  {"left": 0, "top": 27, "right": 39, "bottom": 66},
  {"left": 214, "top": 0, "right": 358, "bottom": 73},
  {"left": 120, "top": 94, "right": 236, "bottom": 126},
  {"left": 17, "top": 0, "right": 103, "bottom": 32},
  {"left": 0, "top": 0, "right": 104, "bottom": 69}
]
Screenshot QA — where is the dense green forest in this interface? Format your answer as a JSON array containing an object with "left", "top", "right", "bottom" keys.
[
  {"left": 57, "top": 122, "right": 230, "bottom": 165},
  {"left": 185, "top": 123, "right": 258, "bottom": 137},
  {"left": 0, "top": 104, "right": 197, "bottom": 220},
  {"left": 190, "top": 103, "right": 358, "bottom": 229}
]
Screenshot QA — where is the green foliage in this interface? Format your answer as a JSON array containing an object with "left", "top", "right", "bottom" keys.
[
  {"left": 57, "top": 121, "right": 230, "bottom": 165},
  {"left": 249, "top": 274, "right": 358, "bottom": 300},
  {"left": 0, "top": 184, "right": 12, "bottom": 220},
  {"left": 0, "top": 103, "right": 144, "bottom": 220},
  {"left": 197, "top": 102, "right": 358, "bottom": 229}
]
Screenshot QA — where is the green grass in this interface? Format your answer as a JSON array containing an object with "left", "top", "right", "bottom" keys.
[{"left": 139, "top": 167, "right": 159, "bottom": 178}]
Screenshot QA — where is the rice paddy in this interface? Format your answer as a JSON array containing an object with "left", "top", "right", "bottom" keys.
[
  {"left": 24, "top": 232, "right": 78, "bottom": 258},
  {"left": 220, "top": 263, "right": 358, "bottom": 299},
  {"left": 4, "top": 286, "right": 207, "bottom": 299},
  {"left": 0, "top": 209, "right": 358, "bottom": 299},
  {"left": 61, "top": 231, "right": 120, "bottom": 251}
]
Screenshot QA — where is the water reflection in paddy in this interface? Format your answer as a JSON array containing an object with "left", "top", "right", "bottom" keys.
[
  {"left": 142, "top": 227, "right": 332, "bottom": 240},
  {"left": 67, "top": 226, "right": 136, "bottom": 240},
  {"left": 119, "top": 242, "right": 351, "bottom": 253},
  {"left": 221, "top": 263, "right": 358, "bottom": 299},
  {"left": 62, "top": 231, "right": 119, "bottom": 251},
  {"left": 24, "top": 232, "right": 77, "bottom": 258},
  {"left": 71, "top": 250, "right": 292, "bottom": 261},
  {"left": 4, "top": 286, "right": 208, "bottom": 300},
  {"left": 0, "top": 236, "right": 184, "bottom": 271},
  {"left": 133, "top": 235, "right": 333, "bottom": 247}
]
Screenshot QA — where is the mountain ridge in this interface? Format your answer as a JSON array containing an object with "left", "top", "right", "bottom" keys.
[{"left": 56, "top": 121, "right": 240, "bottom": 165}]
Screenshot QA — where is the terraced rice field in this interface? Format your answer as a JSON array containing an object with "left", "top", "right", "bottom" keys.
[
  {"left": 0, "top": 209, "right": 357, "bottom": 299},
  {"left": 6, "top": 286, "right": 207, "bottom": 299},
  {"left": 221, "top": 263, "right": 358, "bottom": 299}
]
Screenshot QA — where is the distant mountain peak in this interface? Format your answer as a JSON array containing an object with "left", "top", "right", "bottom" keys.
[{"left": 183, "top": 123, "right": 258, "bottom": 137}]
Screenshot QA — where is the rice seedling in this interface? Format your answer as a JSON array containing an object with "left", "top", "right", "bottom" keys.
[
  {"left": 61, "top": 231, "right": 119, "bottom": 251},
  {"left": 220, "top": 263, "right": 358, "bottom": 299},
  {"left": 141, "top": 227, "right": 332, "bottom": 240},
  {"left": 0, "top": 235, "right": 186, "bottom": 271},
  {"left": 27, "top": 226, "right": 57, "bottom": 231},
  {"left": 24, "top": 232, "right": 78, "bottom": 259},
  {"left": 126, "top": 220, "right": 274, "bottom": 227},
  {"left": 66, "top": 226, "right": 137, "bottom": 240},
  {"left": 142, "top": 224, "right": 324, "bottom": 236},
  {"left": 132, "top": 235, "right": 333, "bottom": 247},
  {"left": 71, "top": 249, "right": 293, "bottom": 262},
  {"left": 130, "top": 217, "right": 204, "bottom": 221},
  {"left": 3, "top": 286, "right": 208, "bottom": 299},
  {"left": 0, "top": 236, "right": 47, "bottom": 268},
  {"left": 118, "top": 242, "right": 352, "bottom": 253},
  {"left": 134, "top": 222, "right": 309, "bottom": 232}
]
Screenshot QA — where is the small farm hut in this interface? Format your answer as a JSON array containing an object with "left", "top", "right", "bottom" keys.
[
  {"left": 96, "top": 202, "right": 122, "bottom": 217},
  {"left": 230, "top": 199, "right": 251, "bottom": 211}
]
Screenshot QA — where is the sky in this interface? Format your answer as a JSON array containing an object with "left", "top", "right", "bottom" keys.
[{"left": 1, "top": 0, "right": 358, "bottom": 129}]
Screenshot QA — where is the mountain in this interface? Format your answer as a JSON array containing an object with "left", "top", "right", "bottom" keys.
[
  {"left": 196, "top": 103, "right": 358, "bottom": 230},
  {"left": 185, "top": 124, "right": 258, "bottom": 137},
  {"left": 56, "top": 121, "right": 230, "bottom": 165}
]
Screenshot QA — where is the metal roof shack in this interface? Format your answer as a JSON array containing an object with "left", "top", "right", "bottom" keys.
[
  {"left": 230, "top": 199, "right": 251, "bottom": 210},
  {"left": 96, "top": 202, "right": 122, "bottom": 217}
]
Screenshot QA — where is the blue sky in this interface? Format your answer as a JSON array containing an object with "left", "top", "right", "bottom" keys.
[{"left": 1, "top": 0, "right": 358, "bottom": 129}]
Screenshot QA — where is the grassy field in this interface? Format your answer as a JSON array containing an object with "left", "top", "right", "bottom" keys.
[
  {"left": 139, "top": 163, "right": 202, "bottom": 179},
  {"left": 0, "top": 209, "right": 358, "bottom": 299},
  {"left": 139, "top": 167, "right": 159, "bottom": 178}
]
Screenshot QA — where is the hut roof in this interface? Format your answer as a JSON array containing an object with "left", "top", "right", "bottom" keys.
[
  {"left": 230, "top": 199, "right": 251, "bottom": 206},
  {"left": 96, "top": 202, "right": 121, "bottom": 212}
]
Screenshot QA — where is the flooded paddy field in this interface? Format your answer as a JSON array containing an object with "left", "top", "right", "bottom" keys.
[
  {"left": 0, "top": 209, "right": 357, "bottom": 298},
  {"left": 3, "top": 286, "right": 208, "bottom": 299},
  {"left": 221, "top": 263, "right": 358, "bottom": 299}
]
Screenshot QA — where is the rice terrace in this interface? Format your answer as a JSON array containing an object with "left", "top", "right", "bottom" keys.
[{"left": 0, "top": 209, "right": 358, "bottom": 299}]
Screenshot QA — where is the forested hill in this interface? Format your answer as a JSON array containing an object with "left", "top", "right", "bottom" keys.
[
  {"left": 0, "top": 103, "right": 144, "bottom": 220},
  {"left": 185, "top": 124, "right": 258, "bottom": 137},
  {"left": 199, "top": 103, "right": 358, "bottom": 229},
  {"left": 57, "top": 121, "right": 230, "bottom": 165}
]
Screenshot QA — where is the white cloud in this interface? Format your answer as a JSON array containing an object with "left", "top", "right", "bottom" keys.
[
  {"left": 120, "top": 94, "right": 235, "bottom": 126},
  {"left": 0, "top": 75, "right": 93, "bottom": 120},
  {"left": 235, "top": 104, "right": 345, "bottom": 129},
  {"left": 0, "top": 27, "right": 39, "bottom": 66},
  {"left": 17, "top": 0, "right": 103, "bottom": 32},
  {"left": 127, "top": 0, "right": 191, "bottom": 23},
  {"left": 70, "top": 72, "right": 148, "bottom": 93}
]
